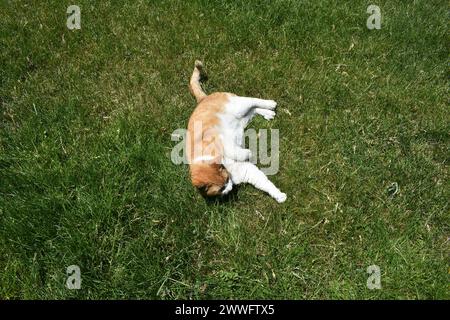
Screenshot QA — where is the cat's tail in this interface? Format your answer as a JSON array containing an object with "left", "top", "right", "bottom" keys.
[{"left": 190, "top": 60, "right": 207, "bottom": 103}]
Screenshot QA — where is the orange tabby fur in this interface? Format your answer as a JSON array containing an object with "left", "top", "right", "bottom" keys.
[{"left": 187, "top": 61, "right": 231, "bottom": 196}]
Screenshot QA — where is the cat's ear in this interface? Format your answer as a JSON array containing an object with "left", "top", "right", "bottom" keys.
[{"left": 206, "top": 184, "right": 221, "bottom": 196}]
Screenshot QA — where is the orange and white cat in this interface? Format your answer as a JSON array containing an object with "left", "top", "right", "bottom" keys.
[{"left": 187, "top": 61, "right": 286, "bottom": 203}]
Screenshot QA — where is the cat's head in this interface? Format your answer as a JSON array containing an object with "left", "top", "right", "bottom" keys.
[{"left": 190, "top": 162, "right": 232, "bottom": 197}]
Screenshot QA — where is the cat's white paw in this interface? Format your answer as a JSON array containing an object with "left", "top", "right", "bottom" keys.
[
  {"left": 265, "top": 100, "right": 277, "bottom": 110},
  {"left": 245, "top": 149, "right": 252, "bottom": 160},
  {"left": 263, "top": 110, "right": 276, "bottom": 120},
  {"left": 275, "top": 192, "right": 287, "bottom": 203},
  {"left": 238, "top": 149, "right": 252, "bottom": 161},
  {"left": 255, "top": 108, "right": 276, "bottom": 120}
]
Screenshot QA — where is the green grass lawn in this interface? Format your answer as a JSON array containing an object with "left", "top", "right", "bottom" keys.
[{"left": 0, "top": 0, "right": 448, "bottom": 299}]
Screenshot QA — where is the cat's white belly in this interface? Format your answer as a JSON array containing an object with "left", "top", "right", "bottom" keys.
[{"left": 219, "top": 115, "right": 247, "bottom": 147}]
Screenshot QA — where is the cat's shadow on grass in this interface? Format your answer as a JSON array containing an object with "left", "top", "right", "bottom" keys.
[{"left": 202, "top": 185, "right": 240, "bottom": 205}]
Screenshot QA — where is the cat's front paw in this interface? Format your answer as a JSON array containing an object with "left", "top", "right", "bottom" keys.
[
  {"left": 235, "top": 148, "right": 251, "bottom": 161},
  {"left": 274, "top": 192, "right": 287, "bottom": 203},
  {"left": 243, "top": 149, "right": 252, "bottom": 161}
]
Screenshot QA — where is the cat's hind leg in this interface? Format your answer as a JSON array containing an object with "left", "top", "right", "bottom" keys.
[
  {"left": 255, "top": 108, "right": 276, "bottom": 120},
  {"left": 226, "top": 96, "right": 277, "bottom": 118}
]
